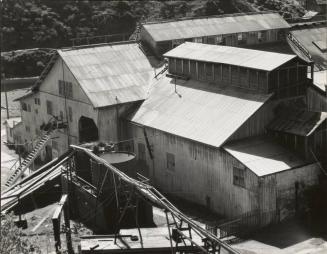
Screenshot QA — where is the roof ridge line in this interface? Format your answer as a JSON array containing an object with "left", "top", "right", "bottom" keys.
[{"left": 142, "top": 11, "right": 278, "bottom": 25}]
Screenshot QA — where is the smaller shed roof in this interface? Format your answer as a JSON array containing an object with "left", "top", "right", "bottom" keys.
[
  {"left": 268, "top": 109, "right": 327, "bottom": 136},
  {"left": 143, "top": 12, "right": 290, "bottom": 42},
  {"left": 3, "top": 117, "right": 21, "bottom": 128},
  {"left": 224, "top": 137, "right": 309, "bottom": 176},
  {"left": 164, "top": 42, "right": 296, "bottom": 71}
]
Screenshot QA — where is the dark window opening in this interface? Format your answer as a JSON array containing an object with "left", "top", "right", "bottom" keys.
[
  {"left": 167, "top": 152, "right": 175, "bottom": 171},
  {"left": 233, "top": 167, "right": 245, "bottom": 188},
  {"left": 46, "top": 100, "right": 53, "bottom": 115},
  {"left": 78, "top": 116, "right": 99, "bottom": 143}
]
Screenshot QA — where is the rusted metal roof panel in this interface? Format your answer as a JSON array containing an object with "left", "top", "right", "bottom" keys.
[
  {"left": 128, "top": 76, "right": 272, "bottom": 147},
  {"left": 58, "top": 43, "right": 158, "bottom": 108},
  {"left": 164, "top": 42, "right": 296, "bottom": 71},
  {"left": 224, "top": 137, "right": 310, "bottom": 176},
  {"left": 268, "top": 109, "right": 327, "bottom": 136},
  {"left": 143, "top": 12, "right": 290, "bottom": 42}
]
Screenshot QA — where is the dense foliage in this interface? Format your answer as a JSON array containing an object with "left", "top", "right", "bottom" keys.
[
  {"left": 1, "top": 0, "right": 306, "bottom": 78},
  {"left": 0, "top": 213, "right": 41, "bottom": 253}
]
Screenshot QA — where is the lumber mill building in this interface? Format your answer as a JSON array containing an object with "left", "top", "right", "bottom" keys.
[
  {"left": 11, "top": 38, "right": 326, "bottom": 227},
  {"left": 140, "top": 11, "right": 291, "bottom": 56}
]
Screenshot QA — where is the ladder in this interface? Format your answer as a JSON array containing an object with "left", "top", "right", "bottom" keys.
[{"left": 4, "top": 129, "right": 56, "bottom": 188}]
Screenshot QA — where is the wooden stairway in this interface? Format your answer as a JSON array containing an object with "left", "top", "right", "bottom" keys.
[{"left": 4, "top": 129, "right": 56, "bottom": 188}]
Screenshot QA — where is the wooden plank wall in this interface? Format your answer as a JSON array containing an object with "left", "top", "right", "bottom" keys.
[
  {"left": 307, "top": 86, "right": 327, "bottom": 112},
  {"left": 227, "top": 100, "right": 278, "bottom": 142},
  {"left": 168, "top": 57, "right": 268, "bottom": 92},
  {"left": 125, "top": 122, "right": 260, "bottom": 218},
  {"left": 260, "top": 163, "right": 320, "bottom": 222}
]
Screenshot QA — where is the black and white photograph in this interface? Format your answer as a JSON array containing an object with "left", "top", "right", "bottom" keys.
[{"left": 1, "top": 0, "right": 326, "bottom": 253}]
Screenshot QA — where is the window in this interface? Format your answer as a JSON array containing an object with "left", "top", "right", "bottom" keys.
[
  {"left": 138, "top": 143, "right": 146, "bottom": 162},
  {"left": 46, "top": 100, "right": 53, "bottom": 115},
  {"left": 58, "top": 80, "right": 65, "bottom": 96},
  {"left": 60, "top": 111, "right": 64, "bottom": 121},
  {"left": 25, "top": 125, "right": 30, "bottom": 132},
  {"left": 193, "top": 37, "right": 203, "bottom": 43},
  {"left": 237, "top": 33, "right": 243, "bottom": 41},
  {"left": 66, "top": 82, "right": 73, "bottom": 98},
  {"left": 27, "top": 104, "right": 31, "bottom": 112},
  {"left": 58, "top": 80, "right": 73, "bottom": 98},
  {"left": 34, "top": 98, "right": 40, "bottom": 105},
  {"left": 52, "top": 140, "right": 58, "bottom": 150},
  {"left": 35, "top": 108, "right": 38, "bottom": 114},
  {"left": 233, "top": 167, "right": 245, "bottom": 188},
  {"left": 68, "top": 106, "right": 73, "bottom": 122},
  {"left": 166, "top": 153, "right": 175, "bottom": 171},
  {"left": 216, "top": 35, "right": 223, "bottom": 44},
  {"left": 21, "top": 102, "right": 27, "bottom": 111}
]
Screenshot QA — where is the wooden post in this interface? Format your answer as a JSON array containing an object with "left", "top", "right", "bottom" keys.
[
  {"left": 247, "top": 69, "right": 250, "bottom": 88},
  {"left": 229, "top": 65, "right": 232, "bottom": 84},
  {"left": 196, "top": 61, "right": 198, "bottom": 80}
]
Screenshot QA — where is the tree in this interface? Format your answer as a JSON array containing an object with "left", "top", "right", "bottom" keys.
[{"left": 0, "top": 213, "right": 41, "bottom": 253}]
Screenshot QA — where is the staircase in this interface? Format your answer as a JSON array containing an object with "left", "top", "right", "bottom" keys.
[{"left": 4, "top": 129, "right": 56, "bottom": 188}]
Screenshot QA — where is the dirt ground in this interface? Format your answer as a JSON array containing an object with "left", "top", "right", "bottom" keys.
[{"left": 232, "top": 218, "right": 327, "bottom": 254}]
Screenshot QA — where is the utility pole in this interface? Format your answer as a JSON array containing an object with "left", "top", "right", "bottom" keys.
[{"left": 4, "top": 79, "right": 9, "bottom": 119}]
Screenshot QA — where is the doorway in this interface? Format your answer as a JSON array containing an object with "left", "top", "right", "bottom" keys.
[{"left": 78, "top": 116, "right": 99, "bottom": 143}]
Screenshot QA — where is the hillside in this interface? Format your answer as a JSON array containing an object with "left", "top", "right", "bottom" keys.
[{"left": 1, "top": 0, "right": 306, "bottom": 78}]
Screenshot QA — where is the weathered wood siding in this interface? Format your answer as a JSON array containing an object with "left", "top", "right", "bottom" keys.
[
  {"left": 168, "top": 57, "right": 269, "bottom": 92},
  {"left": 125, "top": 122, "right": 260, "bottom": 218},
  {"left": 268, "top": 58, "right": 309, "bottom": 99},
  {"left": 19, "top": 57, "right": 98, "bottom": 157},
  {"left": 307, "top": 86, "right": 327, "bottom": 112},
  {"left": 142, "top": 28, "right": 284, "bottom": 56},
  {"left": 260, "top": 163, "right": 320, "bottom": 222},
  {"left": 228, "top": 100, "right": 277, "bottom": 142}
]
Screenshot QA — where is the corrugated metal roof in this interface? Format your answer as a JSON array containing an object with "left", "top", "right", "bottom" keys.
[
  {"left": 128, "top": 76, "right": 272, "bottom": 147},
  {"left": 164, "top": 42, "right": 296, "bottom": 71},
  {"left": 4, "top": 117, "right": 21, "bottom": 128},
  {"left": 143, "top": 12, "right": 290, "bottom": 42},
  {"left": 268, "top": 109, "right": 327, "bottom": 136},
  {"left": 224, "top": 137, "right": 309, "bottom": 176},
  {"left": 58, "top": 43, "right": 158, "bottom": 108},
  {"left": 289, "top": 25, "right": 327, "bottom": 71},
  {"left": 313, "top": 70, "right": 327, "bottom": 92}
]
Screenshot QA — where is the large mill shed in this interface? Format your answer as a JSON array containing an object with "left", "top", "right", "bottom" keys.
[
  {"left": 123, "top": 43, "right": 321, "bottom": 225},
  {"left": 141, "top": 11, "right": 290, "bottom": 56}
]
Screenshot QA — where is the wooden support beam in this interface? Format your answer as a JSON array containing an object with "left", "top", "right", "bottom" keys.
[{"left": 52, "top": 194, "right": 68, "bottom": 252}]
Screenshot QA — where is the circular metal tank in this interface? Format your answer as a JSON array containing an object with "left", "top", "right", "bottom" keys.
[{"left": 99, "top": 151, "right": 136, "bottom": 178}]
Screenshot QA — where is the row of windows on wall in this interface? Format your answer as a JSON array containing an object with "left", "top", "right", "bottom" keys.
[
  {"left": 169, "top": 58, "right": 268, "bottom": 90},
  {"left": 58, "top": 80, "right": 73, "bottom": 98},
  {"left": 171, "top": 30, "right": 278, "bottom": 48},
  {"left": 46, "top": 100, "right": 73, "bottom": 122}
]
